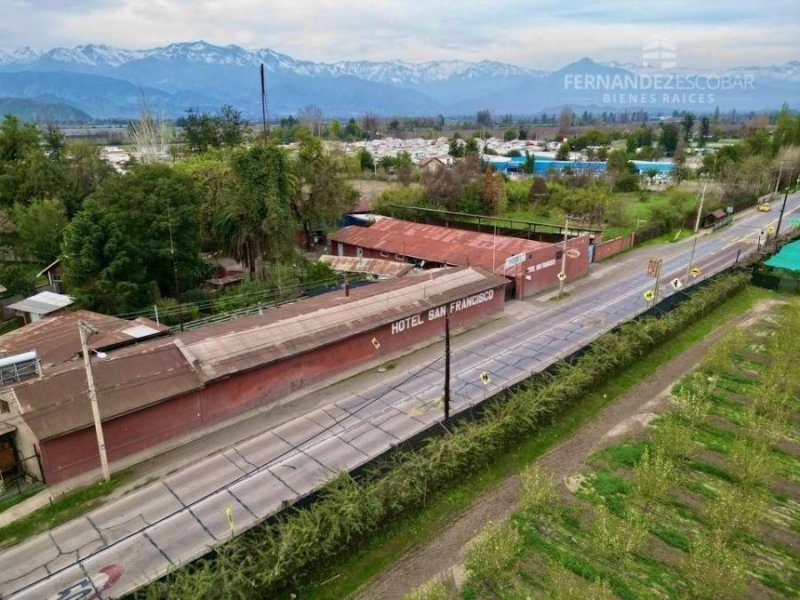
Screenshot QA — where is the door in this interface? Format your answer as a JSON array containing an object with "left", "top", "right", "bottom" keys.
[{"left": 337, "top": 242, "right": 344, "bottom": 257}]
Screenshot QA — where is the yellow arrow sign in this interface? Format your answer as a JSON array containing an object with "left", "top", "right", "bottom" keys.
[
  {"left": 690, "top": 266, "right": 701, "bottom": 278},
  {"left": 643, "top": 290, "right": 655, "bottom": 301},
  {"left": 480, "top": 371, "right": 491, "bottom": 385},
  {"left": 371, "top": 337, "right": 381, "bottom": 350},
  {"left": 767, "top": 225, "right": 776, "bottom": 234}
]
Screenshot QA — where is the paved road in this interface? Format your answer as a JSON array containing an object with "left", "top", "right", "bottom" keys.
[{"left": 1, "top": 197, "right": 797, "bottom": 600}]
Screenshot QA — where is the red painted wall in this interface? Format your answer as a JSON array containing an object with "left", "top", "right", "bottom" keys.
[
  {"left": 39, "top": 285, "right": 506, "bottom": 484},
  {"left": 514, "top": 234, "right": 591, "bottom": 298},
  {"left": 593, "top": 233, "right": 635, "bottom": 263}
]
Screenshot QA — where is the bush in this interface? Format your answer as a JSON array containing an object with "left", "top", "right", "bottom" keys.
[
  {"left": 402, "top": 578, "right": 452, "bottom": 600},
  {"left": 682, "top": 533, "right": 748, "bottom": 600},
  {"left": 518, "top": 465, "right": 560, "bottom": 520},
  {"left": 464, "top": 520, "right": 520, "bottom": 591}
]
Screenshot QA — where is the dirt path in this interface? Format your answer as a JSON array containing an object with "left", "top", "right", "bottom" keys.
[{"left": 351, "top": 300, "right": 778, "bottom": 600}]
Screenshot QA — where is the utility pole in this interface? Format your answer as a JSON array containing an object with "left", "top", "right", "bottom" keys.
[
  {"left": 557, "top": 216, "right": 569, "bottom": 298},
  {"left": 443, "top": 303, "right": 451, "bottom": 421},
  {"left": 693, "top": 180, "right": 708, "bottom": 233},
  {"left": 684, "top": 236, "right": 698, "bottom": 284},
  {"left": 259, "top": 63, "right": 269, "bottom": 141},
  {"left": 653, "top": 258, "right": 663, "bottom": 305},
  {"left": 78, "top": 320, "right": 110, "bottom": 483},
  {"left": 773, "top": 161, "right": 784, "bottom": 201},
  {"left": 775, "top": 174, "right": 793, "bottom": 250}
]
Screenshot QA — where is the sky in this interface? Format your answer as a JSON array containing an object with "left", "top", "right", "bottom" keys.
[{"left": 2, "top": 0, "right": 799, "bottom": 69}]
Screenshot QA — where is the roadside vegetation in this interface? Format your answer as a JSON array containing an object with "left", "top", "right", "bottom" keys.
[
  {"left": 129, "top": 271, "right": 753, "bottom": 599},
  {"left": 415, "top": 299, "right": 800, "bottom": 599}
]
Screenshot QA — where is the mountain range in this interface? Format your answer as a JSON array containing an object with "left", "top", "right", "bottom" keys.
[{"left": 0, "top": 41, "right": 797, "bottom": 121}]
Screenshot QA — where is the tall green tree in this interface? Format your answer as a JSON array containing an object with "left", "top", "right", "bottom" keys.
[
  {"left": 681, "top": 113, "right": 696, "bottom": 143},
  {"left": 62, "top": 164, "right": 205, "bottom": 312},
  {"left": 659, "top": 122, "right": 680, "bottom": 155},
  {"left": 12, "top": 198, "right": 68, "bottom": 264},
  {"left": 290, "top": 135, "right": 357, "bottom": 248},
  {"left": 214, "top": 145, "right": 295, "bottom": 279}
]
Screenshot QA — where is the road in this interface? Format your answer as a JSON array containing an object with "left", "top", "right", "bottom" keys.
[{"left": 1, "top": 196, "right": 797, "bottom": 599}]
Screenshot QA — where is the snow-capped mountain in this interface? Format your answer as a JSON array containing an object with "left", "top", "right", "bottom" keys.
[{"left": 0, "top": 41, "right": 796, "bottom": 119}]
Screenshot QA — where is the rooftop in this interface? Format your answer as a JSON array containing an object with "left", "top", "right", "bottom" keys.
[
  {"left": 8, "top": 291, "right": 73, "bottom": 316},
  {"left": 0, "top": 310, "right": 168, "bottom": 370},
  {"left": 11, "top": 267, "right": 507, "bottom": 441},
  {"left": 764, "top": 239, "right": 800, "bottom": 272},
  {"left": 319, "top": 254, "right": 414, "bottom": 278},
  {"left": 329, "top": 218, "right": 550, "bottom": 272}
]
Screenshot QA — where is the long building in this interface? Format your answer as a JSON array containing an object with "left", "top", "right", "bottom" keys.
[
  {"left": 329, "top": 218, "right": 590, "bottom": 299},
  {"left": 2, "top": 267, "right": 507, "bottom": 484}
]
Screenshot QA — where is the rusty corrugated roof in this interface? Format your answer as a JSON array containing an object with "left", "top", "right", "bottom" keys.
[
  {"left": 183, "top": 267, "right": 507, "bottom": 382},
  {"left": 13, "top": 267, "right": 506, "bottom": 441},
  {"left": 329, "top": 218, "right": 549, "bottom": 271},
  {"left": 0, "top": 310, "right": 168, "bottom": 369},
  {"left": 319, "top": 255, "right": 414, "bottom": 278},
  {"left": 13, "top": 343, "right": 203, "bottom": 440}
]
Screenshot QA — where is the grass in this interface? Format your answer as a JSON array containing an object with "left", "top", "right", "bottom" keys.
[
  {"left": 298, "top": 285, "right": 773, "bottom": 599},
  {"left": 0, "top": 471, "right": 129, "bottom": 550}
]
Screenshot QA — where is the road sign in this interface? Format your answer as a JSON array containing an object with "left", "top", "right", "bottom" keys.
[
  {"left": 371, "top": 337, "right": 381, "bottom": 350},
  {"left": 690, "top": 266, "right": 701, "bottom": 278},
  {"left": 565, "top": 248, "right": 581, "bottom": 258},
  {"left": 643, "top": 290, "right": 655, "bottom": 301},
  {"left": 646, "top": 258, "right": 661, "bottom": 278},
  {"left": 671, "top": 277, "right": 683, "bottom": 290},
  {"left": 480, "top": 371, "right": 491, "bottom": 385},
  {"left": 767, "top": 225, "right": 776, "bottom": 234},
  {"left": 557, "top": 271, "right": 567, "bottom": 281},
  {"left": 505, "top": 252, "right": 526, "bottom": 269}
]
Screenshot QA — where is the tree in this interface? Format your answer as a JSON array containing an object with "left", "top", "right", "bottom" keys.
[
  {"left": 699, "top": 116, "right": 711, "bottom": 147},
  {"left": 557, "top": 107, "right": 573, "bottom": 138},
  {"left": 555, "top": 141, "right": 571, "bottom": 160},
  {"left": 0, "top": 114, "right": 39, "bottom": 162},
  {"left": 182, "top": 109, "right": 220, "bottom": 153},
  {"left": 12, "top": 198, "right": 68, "bottom": 264},
  {"left": 481, "top": 171, "right": 507, "bottom": 214},
  {"left": 290, "top": 135, "right": 358, "bottom": 248},
  {"left": 298, "top": 104, "right": 324, "bottom": 136},
  {"left": 681, "top": 113, "right": 696, "bottom": 143},
  {"left": 362, "top": 113, "right": 379, "bottom": 140},
  {"left": 448, "top": 137, "right": 464, "bottom": 158},
  {"left": 214, "top": 145, "right": 295, "bottom": 278},
  {"left": 63, "top": 164, "right": 205, "bottom": 313},
  {"left": 358, "top": 148, "right": 375, "bottom": 172},
  {"left": 476, "top": 109, "right": 492, "bottom": 127},
  {"left": 217, "top": 105, "right": 247, "bottom": 148},
  {"left": 61, "top": 141, "right": 115, "bottom": 217},
  {"left": 464, "top": 137, "right": 479, "bottom": 156},
  {"left": 659, "top": 122, "right": 680, "bottom": 155},
  {"left": 44, "top": 124, "right": 66, "bottom": 161},
  {"left": 343, "top": 118, "right": 363, "bottom": 140},
  {"left": 0, "top": 264, "right": 36, "bottom": 297},
  {"left": 503, "top": 127, "right": 516, "bottom": 142}
]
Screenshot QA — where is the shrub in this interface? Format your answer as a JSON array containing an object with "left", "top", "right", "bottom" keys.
[
  {"left": 631, "top": 447, "right": 679, "bottom": 512},
  {"left": 464, "top": 520, "right": 520, "bottom": 592},
  {"left": 682, "top": 533, "right": 748, "bottom": 600},
  {"left": 518, "top": 465, "right": 560, "bottom": 520},
  {"left": 589, "top": 504, "right": 648, "bottom": 565},
  {"left": 705, "top": 484, "right": 768, "bottom": 543},
  {"left": 402, "top": 577, "right": 453, "bottom": 600}
]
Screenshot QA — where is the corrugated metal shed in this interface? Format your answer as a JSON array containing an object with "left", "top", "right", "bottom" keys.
[
  {"left": 8, "top": 292, "right": 73, "bottom": 316},
  {"left": 319, "top": 255, "right": 414, "bottom": 278},
  {"left": 329, "top": 218, "right": 549, "bottom": 271},
  {"left": 184, "top": 267, "right": 506, "bottom": 382},
  {"left": 13, "top": 343, "right": 203, "bottom": 440}
]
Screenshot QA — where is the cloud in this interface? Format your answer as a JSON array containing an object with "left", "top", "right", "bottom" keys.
[{"left": 0, "top": 0, "right": 797, "bottom": 69}]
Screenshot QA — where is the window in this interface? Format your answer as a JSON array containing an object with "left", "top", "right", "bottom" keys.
[
  {"left": 0, "top": 400, "right": 9, "bottom": 414},
  {"left": 555, "top": 250, "right": 564, "bottom": 260},
  {"left": 396, "top": 254, "right": 405, "bottom": 261},
  {"left": 380, "top": 251, "right": 389, "bottom": 257}
]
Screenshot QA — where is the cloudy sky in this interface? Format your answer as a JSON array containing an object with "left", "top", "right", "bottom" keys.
[{"left": 3, "top": 0, "right": 799, "bottom": 68}]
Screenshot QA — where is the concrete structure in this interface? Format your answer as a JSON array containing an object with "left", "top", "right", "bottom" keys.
[
  {"left": 329, "top": 218, "right": 590, "bottom": 299},
  {"left": 6, "top": 267, "right": 506, "bottom": 484}
]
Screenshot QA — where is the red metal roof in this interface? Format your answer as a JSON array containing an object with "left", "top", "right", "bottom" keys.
[
  {"left": 329, "top": 218, "right": 550, "bottom": 272},
  {"left": 0, "top": 310, "right": 168, "bottom": 370},
  {"left": 319, "top": 255, "right": 414, "bottom": 278}
]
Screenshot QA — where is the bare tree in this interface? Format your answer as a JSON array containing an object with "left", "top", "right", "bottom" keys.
[
  {"left": 557, "top": 107, "right": 574, "bottom": 138},
  {"left": 128, "top": 99, "right": 172, "bottom": 163},
  {"left": 298, "top": 104, "right": 324, "bottom": 136}
]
